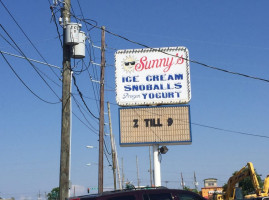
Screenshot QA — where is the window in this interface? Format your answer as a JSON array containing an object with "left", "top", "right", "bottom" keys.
[
  {"left": 107, "top": 195, "right": 136, "bottom": 200},
  {"left": 143, "top": 193, "right": 172, "bottom": 200},
  {"left": 176, "top": 193, "right": 201, "bottom": 200}
]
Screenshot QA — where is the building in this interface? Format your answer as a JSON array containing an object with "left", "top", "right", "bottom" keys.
[{"left": 201, "top": 178, "right": 223, "bottom": 199}]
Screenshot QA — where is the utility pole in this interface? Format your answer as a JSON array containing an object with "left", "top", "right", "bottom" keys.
[
  {"left": 115, "top": 140, "right": 122, "bottom": 189},
  {"left": 194, "top": 171, "right": 198, "bottom": 191},
  {"left": 181, "top": 172, "right": 185, "bottom": 189},
  {"left": 136, "top": 156, "right": 140, "bottom": 188},
  {"left": 107, "top": 102, "right": 117, "bottom": 190},
  {"left": 59, "top": 0, "right": 71, "bottom": 200},
  {"left": 98, "top": 26, "right": 105, "bottom": 193}
]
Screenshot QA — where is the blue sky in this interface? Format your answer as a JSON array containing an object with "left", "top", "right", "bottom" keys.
[{"left": 1, "top": 1, "right": 269, "bottom": 200}]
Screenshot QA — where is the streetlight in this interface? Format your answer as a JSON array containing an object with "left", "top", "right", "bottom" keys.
[
  {"left": 86, "top": 145, "right": 96, "bottom": 149},
  {"left": 86, "top": 163, "right": 98, "bottom": 166}
]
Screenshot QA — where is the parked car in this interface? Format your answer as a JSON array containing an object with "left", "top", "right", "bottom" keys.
[{"left": 68, "top": 187, "right": 207, "bottom": 200}]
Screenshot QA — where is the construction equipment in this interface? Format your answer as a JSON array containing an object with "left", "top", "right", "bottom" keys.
[
  {"left": 225, "top": 162, "right": 268, "bottom": 200},
  {"left": 245, "top": 175, "right": 269, "bottom": 199},
  {"left": 264, "top": 175, "right": 269, "bottom": 194}
]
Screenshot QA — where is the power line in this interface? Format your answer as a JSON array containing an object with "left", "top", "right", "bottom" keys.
[
  {"left": 104, "top": 136, "right": 112, "bottom": 156},
  {"left": 72, "top": 111, "right": 98, "bottom": 134},
  {"left": 72, "top": 95, "right": 99, "bottom": 134},
  {"left": 115, "top": 102, "right": 268, "bottom": 140},
  {"left": 104, "top": 149, "right": 112, "bottom": 167},
  {"left": 75, "top": 17, "right": 269, "bottom": 84},
  {"left": 191, "top": 122, "right": 269, "bottom": 139},
  {"left": 0, "top": 33, "right": 62, "bottom": 88},
  {"left": 136, "top": 107, "right": 269, "bottom": 139},
  {"left": 72, "top": 94, "right": 99, "bottom": 125},
  {"left": 48, "top": 0, "right": 63, "bottom": 47},
  {"left": 72, "top": 73, "right": 99, "bottom": 120},
  {"left": 0, "top": 0, "right": 61, "bottom": 81},
  {"left": 0, "top": 50, "right": 61, "bottom": 69},
  {"left": 0, "top": 24, "right": 61, "bottom": 100},
  {"left": 0, "top": 51, "right": 60, "bottom": 104}
]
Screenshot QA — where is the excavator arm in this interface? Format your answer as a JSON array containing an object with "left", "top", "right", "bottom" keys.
[
  {"left": 225, "top": 162, "right": 262, "bottom": 200},
  {"left": 263, "top": 176, "right": 269, "bottom": 195}
]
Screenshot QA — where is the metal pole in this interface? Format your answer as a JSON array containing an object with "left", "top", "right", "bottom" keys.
[
  {"left": 59, "top": 0, "right": 71, "bottom": 200},
  {"left": 107, "top": 102, "right": 117, "bottom": 190},
  {"left": 153, "top": 145, "right": 161, "bottom": 187},
  {"left": 136, "top": 156, "right": 140, "bottom": 188},
  {"left": 122, "top": 157, "right": 125, "bottom": 188},
  {"left": 149, "top": 146, "right": 153, "bottom": 186},
  {"left": 98, "top": 26, "right": 105, "bottom": 193}
]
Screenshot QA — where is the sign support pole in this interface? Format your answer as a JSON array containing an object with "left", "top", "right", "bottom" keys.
[{"left": 153, "top": 145, "right": 161, "bottom": 187}]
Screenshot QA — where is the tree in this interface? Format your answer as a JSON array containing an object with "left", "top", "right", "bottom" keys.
[
  {"left": 125, "top": 182, "right": 135, "bottom": 189},
  {"left": 183, "top": 186, "right": 191, "bottom": 191},
  {"left": 239, "top": 175, "right": 263, "bottom": 196},
  {"left": 183, "top": 186, "right": 199, "bottom": 194},
  {"left": 47, "top": 187, "right": 60, "bottom": 200}
]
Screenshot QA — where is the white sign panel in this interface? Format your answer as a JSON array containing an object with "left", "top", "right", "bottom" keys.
[{"left": 115, "top": 47, "right": 191, "bottom": 106}]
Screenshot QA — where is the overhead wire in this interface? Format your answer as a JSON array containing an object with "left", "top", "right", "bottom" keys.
[
  {"left": 0, "top": 50, "right": 62, "bottom": 88},
  {"left": 191, "top": 121, "right": 269, "bottom": 139},
  {"left": 0, "top": 51, "right": 60, "bottom": 104},
  {"left": 0, "top": 24, "right": 61, "bottom": 100},
  {"left": 130, "top": 106, "right": 269, "bottom": 139},
  {"left": 103, "top": 123, "right": 112, "bottom": 156},
  {"left": 0, "top": 50, "right": 61, "bottom": 70},
  {"left": 72, "top": 111, "right": 99, "bottom": 133},
  {"left": 72, "top": 73, "right": 99, "bottom": 120},
  {"left": 71, "top": 5, "right": 100, "bottom": 111},
  {"left": 0, "top": 0, "right": 61, "bottom": 81},
  {"left": 104, "top": 149, "right": 112, "bottom": 167},
  {"left": 104, "top": 137, "right": 112, "bottom": 156},
  {"left": 48, "top": 1, "right": 63, "bottom": 48},
  {"left": 72, "top": 94, "right": 99, "bottom": 134},
  {"left": 86, "top": 39, "right": 101, "bottom": 111},
  {"left": 71, "top": 93, "right": 99, "bottom": 126},
  {"left": 75, "top": 17, "right": 269, "bottom": 84}
]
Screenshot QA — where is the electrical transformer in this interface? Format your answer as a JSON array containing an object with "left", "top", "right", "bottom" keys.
[
  {"left": 65, "top": 23, "right": 81, "bottom": 45},
  {"left": 71, "top": 31, "right": 86, "bottom": 59}
]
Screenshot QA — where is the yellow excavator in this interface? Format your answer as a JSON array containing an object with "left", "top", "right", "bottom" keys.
[
  {"left": 224, "top": 162, "right": 269, "bottom": 200},
  {"left": 244, "top": 175, "right": 269, "bottom": 199}
]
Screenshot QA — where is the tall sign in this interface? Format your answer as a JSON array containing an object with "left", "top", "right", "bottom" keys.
[{"left": 115, "top": 47, "right": 191, "bottom": 106}]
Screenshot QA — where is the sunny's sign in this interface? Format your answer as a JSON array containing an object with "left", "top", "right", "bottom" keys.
[{"left": 115, "top": 47, "right": 191, "bottom": 106}]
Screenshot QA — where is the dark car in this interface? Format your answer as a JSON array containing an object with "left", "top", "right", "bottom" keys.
[{"left": 68, "top": 187, "right": 207, "bottom": 200}]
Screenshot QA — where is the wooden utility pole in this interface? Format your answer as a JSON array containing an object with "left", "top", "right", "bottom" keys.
[
  {"left": 107, "top": 102, "right": 117, "bottom": 190},
  {"left": 59, "top": 0, "right": 71, "bottom": 200},
  {"left": 98, "top": 26, "right": 105, "bottom": 193}
]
